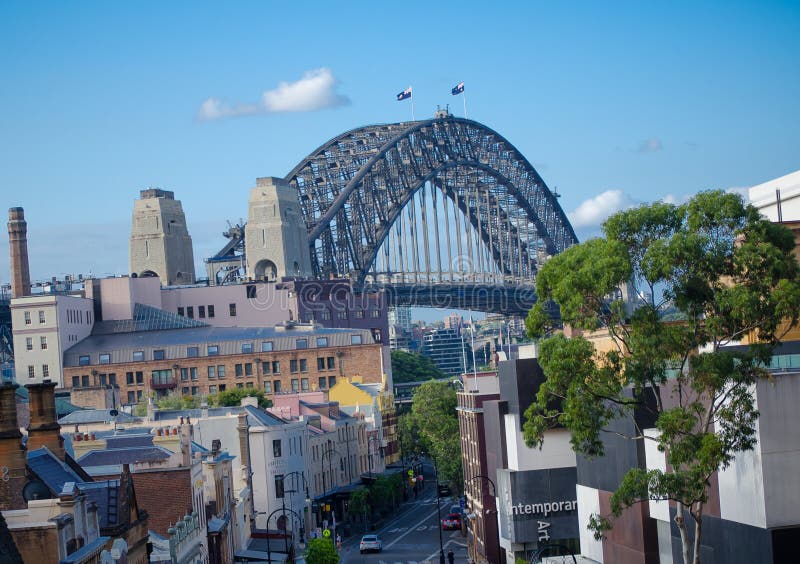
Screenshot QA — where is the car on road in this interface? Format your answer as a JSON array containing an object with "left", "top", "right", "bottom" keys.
[
  {"left": 437, "top": 483, "right": 452, "bottom": 497},
  {"left": 359, "top": 534, "right": 383, "bottom": 554},
  {"left": 441, "top": 513, "right": 462, "bottom": 530},
  {"left": 450, "top": 504, "right": 463, "bottom": 515}
]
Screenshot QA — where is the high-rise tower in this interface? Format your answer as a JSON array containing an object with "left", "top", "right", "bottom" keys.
[
  {"left": 129, "top": 189, "right": 196, "bottom": 285},
  {"left": 7, "top": 207, "right": 31, "bottom": 297},
  {"left": 244, "top": 177, "right": 312, "bottom": 281}
]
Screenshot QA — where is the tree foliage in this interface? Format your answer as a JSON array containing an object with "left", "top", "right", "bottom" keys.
[
  {"left": 210, "top": 387, "right": 272, "bottom": 409},
  {"left": 391, "top": 350, "right": 448, "bottom": 383},
  {"left": 409, "top": 381, "right": 463, "bottom": 489},
  {"left": 524, "top": 191, "right": 800, "bottom": 564},
  {"left": 304, "top": 537, "right": 339, "bottom": 564}
]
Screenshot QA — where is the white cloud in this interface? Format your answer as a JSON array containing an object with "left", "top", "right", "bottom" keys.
[
  {"left": 637, "top": 137, "right": 663, "bottom": 153},
  {"left": 197, "top": 68, "right": 350, "bottom": 121},
  {"left": 568, "top": 189, "right": 636, "bottom": 230}
]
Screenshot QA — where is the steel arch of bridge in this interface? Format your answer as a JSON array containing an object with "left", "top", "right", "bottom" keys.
[{"left": 286, "top": 115, "right": 578, "bottom": 313}]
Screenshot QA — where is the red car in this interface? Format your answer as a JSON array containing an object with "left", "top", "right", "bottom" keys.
[{"left": 441, "top": 513, "right": 462, "bottom": 530}]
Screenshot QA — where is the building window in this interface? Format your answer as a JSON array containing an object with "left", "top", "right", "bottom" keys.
[
  {"left": 291, "top": 379, "right": 299, "bottom": 391},
  {"left": 318, "top": 377, "right": 327, "bottom": 389},
  {"left": 109, "top": 373, "right": 116, "bottom": 385},
  {"left": 128, "top": 391, "right": 136, "bottom": 404},
  {"left": 133, "top": 351, "right": 144, "bottom": 362},
  {"left": 208, "top": 345, "right": 219, "bottom": 356},
  {"left": 39, "top": 311, "right": 46, "bottom": 324},
  {"left": 350, "top": 334, "right": 362, "bottom": 345},
  {"left": 275, "top": 474, "right": 285, "bottom": 498},
  {"left": 209, "top": 385, "right": 217, "bottom": 394},
  {"left": 40, "top": 337, "right": 47, "bottom": 351},
  {"left": 191, "top": 386, "right": 199, "bottom": 396},
  {"left": 272, "top": 361, "right": 280, "bottom": 374},
  {"left": 320, "top": 310, "right": 331, "bottom": 320},
  {"left": 186, "top": 306, "right": 194, "bottom": 319},
  {"left": 242, "top": 343, "right": 253, "bottom": 354},
  {"left": 317, "top": 358, "right": 326, "bottom": 371},
  {"left": 127, "top": 372, "right": 134, "bottom": 385},
  {"left": 27, "top": 365, "right": 35, "bottom": 378},
  {"left": 82, "top": 374, "right": 90, "bottom": 387},
  {"left": 99, "top": 353, "right": 111, "bottom": 364},
  {"left": 290, "top": 360, "right": 298, "bottom": 373},
  {"left": 337, "top": 311, "right": 347, "bottom": 320},
  {"left": 152, "top": 369, "right": 174, "bottom": 386},
  {"left": 24, "top": 311, "right": 31, "bottom": 325},
  {"left": 79, "top": 355, "right": 90, "bottom": 366},
  {"left": 187, "top": 346, "right": 199, "bottom": 358},
  {"left": 316, "top": 337, "right": 328, "bottom": 348},
  {"left": 273, "top": 439, "right": 282, "bottom": 458},
  {"left": 136, "top": 371, "right": 144, "bottom": 384},
  {"left": 327, "top": 357, "right": 335, "bottom": 370},
  {"left": 354, "top": 309, "right": 364, "bottom": 319},
  {"left": 299, "top": 359, "right": 308, "bottom": 372},
  {"left": 208, "top": 366, "right": 216, "bottom": 379},
  {"left": 99, "top": 374, "right": 107, "bottom": 385},
  {"left": 372, "top": 329, "right": 382, "bottom": 343},
  {"left": 42, "top": 365, "right": 49, "bottom": 378},
  {"left": 190, "top": 367, "right": 198, "bottom": 380},
  {"left": 301, "top": 378, "right": 309, "bottom": 391},
  {"left": 181, "top": 368, "right": 189, "bottom": 381},
  {"left": 328, "top": 376, "right": 336, "bottom": 388},
  {"left": 182, "top": 386, "right": 190, "bottom": 395},
  {"left": 137, "top": 390, "right": 143, "bottom": 401},
  {"left": 264, "top": 381, "right": 272, "bottom": 393},
  {"left": 25, "top": 337, "right": 32, "bottom": 351},
  {"left": 208, "top": 305, "right": 215, "bottom": 318},
  {"left": 245, "top": 363, "right": 253, "bottom": 376},
  {"left": 262, "top": 362, "right": 271, "bottom": 375},
  {"left": 235, "top": 364, "right": 243, "bottom": 377},
  {"left": 177, "top": 307, "right": 184, "bottom": 317},
  {"left": 274, "top": 380, "right": 281, "bottom": 393},
  {"left": 370, "top": 309, "right": 380, "bottom": 318},
  {"left": 217, "top": 365, "right": 226, "bottom": 378},
  {"left": 261, "top": 341, "right": 274, "bottom": 352},
  {"left": 153, "top": 350, "right": 165, "bottom": 361},
  {"left": 296, "top": 339, "right": 308, "bottom": 349},
  {"left": 229, "top": 303, "right": 237, "bottom": 317},
  {"left": 246, "top": 381, "right": 254, "bottom": 388},
  {"left": 198, "top": 305, "right": 206, "bottom": 319}
]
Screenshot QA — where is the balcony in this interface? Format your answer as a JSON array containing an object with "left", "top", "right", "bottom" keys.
[{"left": 151, "top": 378, "right": 177, "bottom": 390}]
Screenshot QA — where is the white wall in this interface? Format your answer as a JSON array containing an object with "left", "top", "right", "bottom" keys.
[
  {"left": 643, "top": 429, "right": 670, "bottom": 523},
  {"left": 576, "top": 484, "right": 603, "bottom": 563},
  {"left": 504, "top": 416, "right": 576, "bottom": 472},
  {"left": 749, "top": 169, "right": 800, "bottom": 222}
]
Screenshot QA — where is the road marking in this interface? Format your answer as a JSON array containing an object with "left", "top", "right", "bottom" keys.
[
  {"left": 384, "top": 509, "right": 438, "bottom": 549},
  {"left": 416, "top": 525, "right": 427, "bottom": 531}
]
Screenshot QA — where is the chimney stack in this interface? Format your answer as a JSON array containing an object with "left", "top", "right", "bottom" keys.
[
  {"left": 0, "top": 383, "right": 27, "bottom": 510},
  {"left": 25, "top": 380, "right": 65, "bottom": 459},
  {"left": 7, "top": 207, "right": 31, "bottom": 298}
]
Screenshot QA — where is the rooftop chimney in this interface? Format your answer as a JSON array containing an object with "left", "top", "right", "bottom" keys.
[
  {"left": 0, "top": 383, "right": 27, "bottom": 510},
  {"left": 25, "top": 380, "right": 65, "bottom": 459},
  {"left": 7, "top": 208, "right": 31, "bottom": 298}
]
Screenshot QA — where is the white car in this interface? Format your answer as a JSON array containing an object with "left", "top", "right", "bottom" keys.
[{"left": 359, "top": 534, "right": 383, "bottom": 554}]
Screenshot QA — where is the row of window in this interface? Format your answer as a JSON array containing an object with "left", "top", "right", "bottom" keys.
[
  {"left": 307, "top": 309, "right": 381, "bottom": 321},
  {"left": 78, "top": 336, "right": 362, "bottom": 366},
  {"left": 177, "top": 304, "right": 217, "bottom": 319},
  {"left": 23, "top": 310, "right": 46, "bottom": 325},
  {"left": 27, "top": 364, "right": 49, "bottom": 379},
  {"left": 71, "top": 373, "right": 118, "bottom": 387},
  {"left": 25, "top": 336, "right": 47, "bottom": 351}
]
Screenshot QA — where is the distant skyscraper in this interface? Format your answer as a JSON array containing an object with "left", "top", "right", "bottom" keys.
[
  {"left": 421, "top": 327, "right": 470, "bottom": 376},
  {"left": 129, "top": 189, "right": 195, "bottom": 285}
]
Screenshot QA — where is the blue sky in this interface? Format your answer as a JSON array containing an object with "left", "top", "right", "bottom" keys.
[{"left": 1, "top": 0, "right": 799, "bottom": 302}]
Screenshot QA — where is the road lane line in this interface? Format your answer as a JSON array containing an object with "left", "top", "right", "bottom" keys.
[{"left": 384, "top": 509, "right": 439, "bottom": 549}]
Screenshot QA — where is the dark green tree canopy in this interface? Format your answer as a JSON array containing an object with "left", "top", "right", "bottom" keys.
[
  {"left": 524, "top": 191, "right": 800, "bottom": 564},
  {"left": 391, "top": 350, "right": 448, "bottom": 383}
]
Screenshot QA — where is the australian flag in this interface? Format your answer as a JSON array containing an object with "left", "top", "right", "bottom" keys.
[
  {"left": 451, "top": 81, "right": 464, "bottom": 95},
  {"left": 397, "top": 87, "right": 412, "bottom": 101}
]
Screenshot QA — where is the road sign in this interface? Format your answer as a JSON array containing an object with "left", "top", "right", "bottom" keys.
[
  {"left": 323, "top": 528, "right": 331, "bottom": 538},
  {"left": 460, "top": 497, "right": 466, "bottom": 510},
  {"left": 408, "top": 469, "right": 414, "bottom": 477}
]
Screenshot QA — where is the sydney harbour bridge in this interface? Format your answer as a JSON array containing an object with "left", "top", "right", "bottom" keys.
[{"left": 285, "top": 110, "right": 578, "bottom": 315}]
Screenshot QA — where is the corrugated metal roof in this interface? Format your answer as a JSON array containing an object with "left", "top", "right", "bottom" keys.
[
  {"left": 78, "top": 480, "right": 122, "bottom": 528},
  {"left": 58, "top": 409, "right": 139, "bottom": 425},
  {"left": 78, "top": 446, "right": 172, "bottom": 467},
  {"left": 153, "top": 404, "right": 286, "bottom": 427},
  {"left": 63, "top": 324, "right": 374, "bottom": 367}
]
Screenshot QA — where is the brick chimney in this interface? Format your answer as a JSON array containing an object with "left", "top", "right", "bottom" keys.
[
  {"left": 0, "top": 383, "right": 27, "bottom": 510},
  {"left": 7, "top": 207, "right": 31, "bottom": 298},
  {"left": 25, "top": 380, "right": 65, "bottom": 459}
]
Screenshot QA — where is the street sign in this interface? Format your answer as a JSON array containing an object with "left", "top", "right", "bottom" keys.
[
  {"left": 323, "top": 529, "right": 331, "bottom": 538},
  {"left": 408, "top": 469, "right": 414, "bottom": 477},
  {"left": 460, "top": 497, "right": 466, "bottom": 510}
]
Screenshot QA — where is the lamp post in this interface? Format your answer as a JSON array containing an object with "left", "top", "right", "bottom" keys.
[
  {"left": 262, "top": 507, "right": 302, "bottom": 562},
  {"left": 283, "top": 471, "right": 311, "bottom": 546},
  {"left": 432, "top": 456, "right": 445, "bottom": 564},
  {"left": 321, "top": 447, "right": 343, "bottom": 540},
  {"left": 464, "top": 474, "right": 498, "bottom": 564}
]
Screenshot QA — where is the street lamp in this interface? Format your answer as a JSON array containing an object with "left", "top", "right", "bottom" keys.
[
  {"left": 463, "top": 475, "right": 498, "bottom": 564},
  {"left": 321, "top": 447, "right": 343, "bottom": 540},
  {"left": 261, "top": 506, "right": 302, "bottom": 562},
  {"left": 431, "top": 456, "right": 446, "bottom": 564},
  {"left": 283, "top": 471, "right": 311, "bottom": 545}
]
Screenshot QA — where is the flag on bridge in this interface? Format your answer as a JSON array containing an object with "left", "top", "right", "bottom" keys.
[
  {"left": 452, "top": 81, "right": 464, "bottom": 95},
  {"left": 397, "top": 86, "right": 412, "bottom": 101}
]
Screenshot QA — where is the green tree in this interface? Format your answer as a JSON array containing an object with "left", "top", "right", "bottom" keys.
[
  {"left": 397, "top": 412, "right": 423, "bottom": 458},
  {"left": 524, "top": 191, "right": 800, "bottom": 564},
  {"left": 348, "top": 488, "right": 370, "bottom": 531},
  {"left": 209, "top": 388, "right": 272, "bottom": 409},
  {"left": 410, "top": 381, "right": 462, "bottom": 490},
  {"left": 391, "top": 350, "right": 448, "bottom": 383},
  {"left": 304, "top": 537, "right": 339, "bottom": 564}
]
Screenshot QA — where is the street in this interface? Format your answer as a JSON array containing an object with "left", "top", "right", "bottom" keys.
[{"left": 338, "top": 470, "right": 469, "bottom": 564}]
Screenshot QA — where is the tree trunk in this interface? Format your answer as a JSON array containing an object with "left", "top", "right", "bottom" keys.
[
  {"left": 675, "top": 501, "right": 691, "bottom": 564},
  {"left": 692, "top": 502, "right": 704, "bottom": 564}
]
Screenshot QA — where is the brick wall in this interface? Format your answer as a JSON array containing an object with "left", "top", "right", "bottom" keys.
[
  {"left": 131, "top": 468, "right": 193, "bottom": 535},
  {"left": 63, "top": 343, "right": 385, "bottom": 408}
]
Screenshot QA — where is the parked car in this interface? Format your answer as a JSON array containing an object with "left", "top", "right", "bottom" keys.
[
  {"left": 441, "top": 513, "right": 462, "bottom": 530},
  {"left": 437, "top": 483, "right": 452, "bottom": 497},
  {"left": 360, "top": 534, "right": 383, "bottom": 554},
  {"left": 450, "top": 504, "right": 464, "bottom": 515}
]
